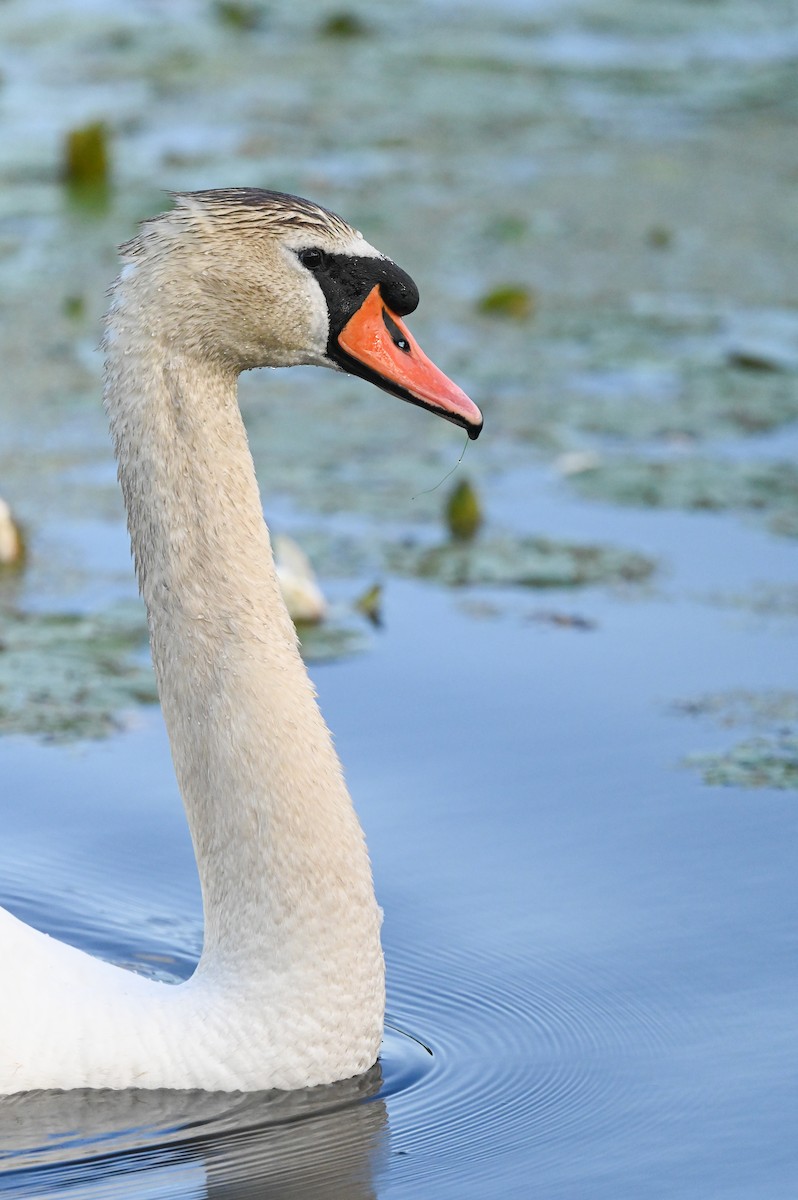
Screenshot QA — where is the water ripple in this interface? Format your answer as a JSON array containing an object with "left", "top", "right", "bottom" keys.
[{"left": 381, "top": 933, "right": 696, "bottom": 1181}]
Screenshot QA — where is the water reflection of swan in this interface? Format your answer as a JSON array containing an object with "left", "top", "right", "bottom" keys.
[
  {"left": 1, "top": 1065, "right": 388, "bottom": 1198},
  {"left": 0, "top": 189, "right": 482, "bottom": 1094}
]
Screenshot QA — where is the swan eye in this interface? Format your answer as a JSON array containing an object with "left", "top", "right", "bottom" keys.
[
  {"left": 298, "top": 248, "right": 324, "bottom": 270},
  {"left": 382, "top": 307, "right": 411, "bottom": 353}
]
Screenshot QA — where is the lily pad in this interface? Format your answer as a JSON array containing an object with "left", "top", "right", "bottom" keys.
[
  {"left": 0, "top": 604, "right": 156, "bottom": 741},
  {"left": 295, "top": 617, "right": 368, "bottom": 663},
  {"left": 687, "top": 737, "right": 798, "bottom": 791},
  {"left": 676, "top": 690, "right": 798, "bottom": 792},
  {"left": 0, "top": 597, "right": 368, "bottom": 741},
  {"left": 385, "top": 534, "right": 655, "bottom": 588}
]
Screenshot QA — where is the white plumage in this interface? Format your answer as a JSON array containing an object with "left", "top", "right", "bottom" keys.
[{"left": 0, "top": 190, "right": 481, "bottom": 1094}]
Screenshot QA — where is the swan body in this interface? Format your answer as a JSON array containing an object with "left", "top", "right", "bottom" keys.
[{"left": 0, "top": 189, "right": 482, "bottom": 1094}]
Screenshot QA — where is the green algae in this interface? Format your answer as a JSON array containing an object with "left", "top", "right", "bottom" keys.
[{"left": 570, "top": 457, "right": 798, "bottom": 534}]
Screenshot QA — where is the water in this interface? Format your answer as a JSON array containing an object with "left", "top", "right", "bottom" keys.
[
  {"left": 2, "top": 540, "right": 797, "bottom": 1195},
  {"left": 1, "top": 0, "right": 797, "bottom": 1194}
]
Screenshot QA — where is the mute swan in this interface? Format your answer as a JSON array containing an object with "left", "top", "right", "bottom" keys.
[{"left": 0, "top": 189, "right": 482, "bottom": 1094}]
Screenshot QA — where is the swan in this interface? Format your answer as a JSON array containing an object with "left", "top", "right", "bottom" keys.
[{"left": 0, "top": 189, "right": 482, "bottom": 1094}]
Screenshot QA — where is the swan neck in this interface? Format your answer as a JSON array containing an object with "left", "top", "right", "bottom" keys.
[{"left": 102, "top": 307, "right": 382, "bottom": 995}]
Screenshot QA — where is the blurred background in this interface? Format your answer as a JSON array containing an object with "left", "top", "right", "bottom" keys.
[{"left": 1, "top": 0, "right": 797, "bottom": 1196}]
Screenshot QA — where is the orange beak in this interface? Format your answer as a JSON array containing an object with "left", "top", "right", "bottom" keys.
[{"left": 335, "top": 286, "right": 483, "bottom": 440}]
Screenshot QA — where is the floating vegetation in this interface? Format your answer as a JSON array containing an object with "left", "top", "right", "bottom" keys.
[
  {"left": 557, "top": 371, "right": 798, "bottom": 441},
  {"left": 674, "top": 689, "right": 798, "bottom": 728},
  {"left": 319, "top": 11, "right": 369, "bottom": 38},
  {"left": 386, "top": 534, "right": 655, "bottom": 589},
  {"left": 570, "top": 457, "right": 798, "bottom": 534},
  {"left": 62, "top": 294, "right": 86, "bottom": 321},
  {"left": 702, "top": 584, "right": 798, "bottom": 620},
  {"left": 0, "top": 605, "right": 156, "bottom": 741},
  {"left": 0, "top": 591, "right": 369, "bottom": 740},
  {"left": 62, "top": 122, "right": 111, "bottom": 206},
  {"left": 676, "top": 690, "right": 798, "bottom": 792},
  {"left": 476, "top": 285, "right": 535, "bottom": 320},
  {"left": 769, "top": 508, "right": 798, "bottom": 539},
  {"left": 486, "top": 215, "right": 528, "bottom": 243},
  {"left": 519, "top": 308, "right": 798, "bottom": 444},
  {"left": 295, "top": 618, "right": 368, "bottom": 663},
  {"left": 728, "top": 348, "right": 788, "bottom": 373},
  {"left": 445, "top": 479, "right": 482, "bottom": 542},
  {"left": 645, "top": 225, "right": 672, "bottom": 249},
  {"left": 526, "top": 609, "right": 597, "bottom": 631},
  {"left": 277, "top": 524, "right": 656, "bottom": 591},
  {"left": 686, "top": 738, "right": 798, "bottom": 791},
  {"left": 213, "top": 0, "right": 268, "bottom": 31},
  {"left": 724, "top": 310, "right": 798, "bottom": 374},
  {"left": 354, "top": 582, "right": 383, "bottom": 627}
]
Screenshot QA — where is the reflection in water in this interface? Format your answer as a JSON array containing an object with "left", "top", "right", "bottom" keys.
[{"left": 0, "top": 1066, "right": 386, "bottom": 1198}]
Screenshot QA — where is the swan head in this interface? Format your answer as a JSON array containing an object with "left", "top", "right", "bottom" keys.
[{"left": 117, "top": 189, "right": 483, "bottom": 440}]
